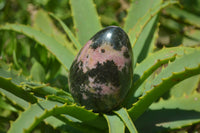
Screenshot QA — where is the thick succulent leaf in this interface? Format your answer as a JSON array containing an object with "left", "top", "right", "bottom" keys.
[
  {"left": 51, "top": 115, "right": 104, "bottom": 133},
  {"left": 46, "top": 95, "right": 73, "bottom": 105},
  {"left": 30, "top": 60, "right": 45, "bottom": 82},
  {"left": 141, "top": 49, "right": 200, "bottom": 94},
  {"left": 124, "top": 0, "right": 178, "bottom": 66},
  {"left": 114, "top": 108, "right": 138, "bottom": 133},
  {"left": 135, "top": 92, "right": 200, "bottom": 132},
  {"left": 148, "top": 93, "right": 200, "bottom": 130},
  {"left": 0, "top": 77, "right": 37, "bottom": 104},
  {"left": 0, "top": 61, "right": 73, "bottom": 106},
  {"left": 33, "top": 9, "right": 56, "bottom": 36},
  {"left": 104, "top": 114, "right": 125, "bottom": 133},
  {"left": 160, "top": 16, "right": 200, "bottom": 47},
  {"left": 135, "top": 108, "right": 200, "bottom": 133},
  {"left": 164, "top": 5, "right": 200, "bottom": 28},
  {"left": 0, "top": 95, "right": 17, "bottom": 112},
  {"left": 43, "top": 116, "right": 67, "bottom": 131},
  {"left": 170, "top": 75, "right": 200, "bottom": 97},
  {"left": 132, "top": 15, "right": 158, "bottom": 65},
  {"left": 0, "top": 88, "right": 78, "bottom": 132},
  {"left": 49, "top": 13, "right": 82, "bottom": 50},
  {"left": 0, "top": 88, "right": 28, "bottom": 109},
  {"left": 0, "top": 61, "right": 25, "bottom": 85},
  {"left": 23, "top": 82, "right": 74, "bottom": 103},
  {"left": 0, "top": 60, "right": 74, "bottom": 133},
  {"left": 183, "top": 29, "right": 200, "bottom": 46},
  {"left": 180, "top": 0, "right": 200, "bottom": 14},
  {"left": 151, "top": 91, "right": 200, "bottom": 111},
  {"left": 8, "top": 100, "right": 106, "bottom": 133},
  {"left": 70, "top": 0, "right": 102, "bottom": 45},
  {"left": 124, "top": 47, "right": 197, "bottom": 106},
  {"left": 51, "top": 116, "right": 97, "bottom": 133},
  {"left": 33, "top": 9, "right": 78, "bottom": 54},
  {"left": 124, "top": 0, "right": 178, "bottom": 46},
  {"left": 147, "top": 21, "right": 160, "bottom": 54},
  {"left": 0, "top": 61, "right": 30, "bottom": 109},
  {"left": 7, "top": 100, "right": 63, "bottom": 133},
  {"left": 0, "top": 24, "right": 75, "bottom": 71},
  {"left": 133, "top": 47, "right": 197, "bottom": 91},
  {"left": 128, "top": 50, "right": 200, "bottom": 121},
  {"left": 124, "top": 0, "right": 161, "bottom": 31}
]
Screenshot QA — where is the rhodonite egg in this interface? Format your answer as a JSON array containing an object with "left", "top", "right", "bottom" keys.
[{"left": 68, "top": 26, "right": 133, "bottom": 113}]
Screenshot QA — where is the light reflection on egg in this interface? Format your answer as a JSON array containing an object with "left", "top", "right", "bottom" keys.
[{"left": 69, "top": 26, "right": 133, "bottom": 113}]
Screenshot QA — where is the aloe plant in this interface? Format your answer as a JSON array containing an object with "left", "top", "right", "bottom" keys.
[{"left": 0, "top": 0, "right": 200, "bottom": 132}]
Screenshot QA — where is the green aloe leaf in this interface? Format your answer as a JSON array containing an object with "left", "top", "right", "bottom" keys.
[
  {"left": 0, "top": 95, "right": 17, "bottom": 112},
  {"left": 23, "top": 82, "right": 73, "bottom": 103},
  {"left": 124, "top": 0, "right": 160, "bottom": 31},
  {"left": 133, "top": 15, "right": 158, "bottom": 65},
  {"left": 135, "top": 108, "right": 200, "bottom": 133},
  {"left": 125, "top": 0, "right": 178, "bottom": 66},
  {"left": 147, "top": 21, "right": 160, "bottom": 55},
  {"left": 134, "top": 92, "right": 200, "bottom": 132},
  {"left": 180, "top": 0, "right": 200, "bottom": 13},
  {"left": 104, "top": 114, "right": 125, "bottom": 133},
  {"left": 0, "top": 88, "right": 76, "bottom": 132},
  {"left": 124, "top": 0, "right": 178, "bottom": 45},
  {"left": 0, "top": 77, "right": 37, "bottom": 104},
  {"left": 33, "top": 9, "right": 78, "bottom": 55},
  {"left": 128, "top": 50, "right": 200, "bottom": 121},
  {"left": 124, "top": 0, "right": 178, "bottom": 66},
  {"left": 134, "top": 47, "right": 197, "bottom": 93},
  {"left": 49, "top": 13, "right": 82, "bottom": 50},
  {"left": 160, "top": 16, "right": 200, "bottom": 47},
  {"left": 151, "top": 91, "right": 200, "bottom": 112},
  {"left": 0, "top": 61, "right": 30, "bottom": 109},
  {"left": 7, "top": 100, "right": 63, "bottom": 133},
  {"left": 124, "top": 47, "right": 197, "bottom": 107},
  {"left": 0, "top": 61, "right": 73, "bottom": 108},
  {"left": 30, "top": 60, "right": 45, "bottom": 82},
  {"left": 33, "top": 9, "right": 56, "bottom": 36},
  {"left": 169, "top": 75, "right": 200, "bottom": 97},
  {"left": 164, "top": 5, "right": 200, "bottom": 28},
  {"left": 183, "top": 29, "right": 200, "bottom": 47},
  {"left": 70, "top": 0, "right": 102, "bottom": 45},
  {"left": 0, "top": 24, "right": 75, "bottom": 71},
  {"left": 114, "top": 108, "right": 138, "bottom": 133},
  {"left": 0, "top": 61, "right": 25, "bottom": 85},
  {"left": 0, "top": 88, "right": 28, "bottom": 109},
  {"left": 8, "top": 100, "right": 106, "bottom": 133}
]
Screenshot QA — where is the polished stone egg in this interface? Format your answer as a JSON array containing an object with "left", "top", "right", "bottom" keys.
[{"left": 69, "top": 26, "right": 133, "bottom": 113}]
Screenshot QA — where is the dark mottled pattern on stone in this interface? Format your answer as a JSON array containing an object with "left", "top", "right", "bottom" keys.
[
  {"left": 88, "top": 61, "right": 120, "bottom": 87},
  {"left": 68, "top": 26, "right": 133, "bottom": 113},
  {"left": 123, "top": 50, "right": 130, "bottom": 58},
  {"left": 90, "top": 26, "right": 130, "bottom": 51},
  {"left": 69, "top": 59, "right": 132, "bottom": 112}
]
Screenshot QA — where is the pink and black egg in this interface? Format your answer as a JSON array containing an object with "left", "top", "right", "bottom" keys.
[{"left": 68, "top": 26, "right": 133, "bottom": 113}]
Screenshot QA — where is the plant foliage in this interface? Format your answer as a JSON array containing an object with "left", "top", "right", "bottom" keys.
[{"left": 0, "top": 0, "right": 200, "bottom": 132}]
